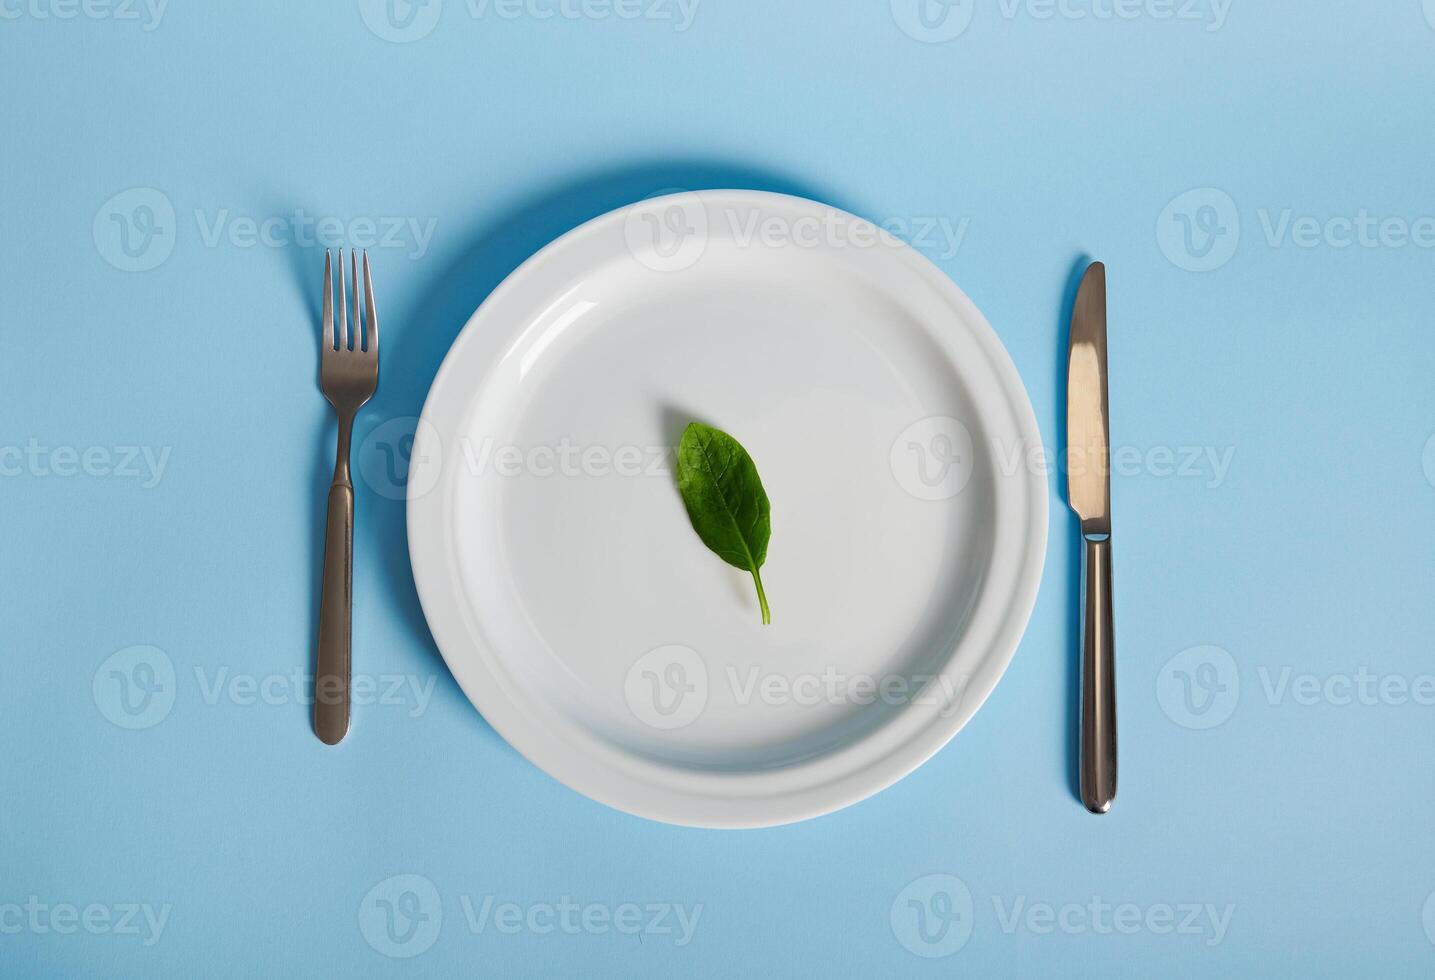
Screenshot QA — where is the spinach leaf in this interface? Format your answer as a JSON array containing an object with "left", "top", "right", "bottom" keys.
[{"left": 675, "top": 422, "right": 772, "bottom": 624}]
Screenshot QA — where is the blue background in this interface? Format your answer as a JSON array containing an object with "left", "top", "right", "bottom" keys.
[{"left": 5, "top": 0, "right": 1435, "bottom": 975}]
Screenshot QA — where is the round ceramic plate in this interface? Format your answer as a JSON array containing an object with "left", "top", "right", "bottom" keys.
[{"left": 408, "top": 190, "right": 1047, "bottom": 828}]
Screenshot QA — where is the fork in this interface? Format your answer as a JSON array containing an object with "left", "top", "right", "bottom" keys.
[{"left": 315, "top": 248, "right": 378, "bottom": 745}]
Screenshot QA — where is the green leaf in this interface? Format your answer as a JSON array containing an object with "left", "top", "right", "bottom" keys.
[{"left": 675, "top": 422, "right": 772, "bottom": 625}]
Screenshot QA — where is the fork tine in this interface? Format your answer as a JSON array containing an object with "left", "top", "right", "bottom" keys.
[
  {"left": 362, "top": 251, "right": 378, "bottom": 356},
  {"left": 350, "top": 248, "right": 363, "bottom": 352},
  {"left": 322, "top": 249, "right": 334, "bottom": 351},
  {"left": 337, "top": 248, "right": 349, "bottom": 351}
]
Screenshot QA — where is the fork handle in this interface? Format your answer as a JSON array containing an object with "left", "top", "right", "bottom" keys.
[{"left": 315, "top": 480, "right": 353, "bottom": 745}]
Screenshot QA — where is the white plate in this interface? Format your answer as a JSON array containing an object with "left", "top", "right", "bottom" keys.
[{"left": 408, "top": 191, "right": 1047, "bottom": 828}]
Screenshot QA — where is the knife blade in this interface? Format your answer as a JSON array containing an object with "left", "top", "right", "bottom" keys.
[
  {"left": 1068, "top": 262, "right": 1110, "bottom": 534},
  {"left": 1068, "top": 261, "right": 1116, "bottom": 814}
]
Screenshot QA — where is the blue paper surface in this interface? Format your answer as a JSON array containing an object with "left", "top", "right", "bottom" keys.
[{"left": 4, "top": 1, "right": 1435, "bottom": 975}]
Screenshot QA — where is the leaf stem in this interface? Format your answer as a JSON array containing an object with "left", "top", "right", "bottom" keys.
[{"left": 751, "top": 568, "right": 771, "bottom": 625}]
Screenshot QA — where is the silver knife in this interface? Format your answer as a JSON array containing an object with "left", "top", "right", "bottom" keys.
[{"left": 1068, "top": 261, "right": 1116, "bottom": 814}]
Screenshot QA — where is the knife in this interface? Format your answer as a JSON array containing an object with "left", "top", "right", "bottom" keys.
[{"left": 1068, "top": 261, "right": 1116, "bottom": 814}]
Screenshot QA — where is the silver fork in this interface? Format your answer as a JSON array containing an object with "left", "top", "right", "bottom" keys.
[{"left": 315, "top": 248, "right": 378, "bottom": 745}]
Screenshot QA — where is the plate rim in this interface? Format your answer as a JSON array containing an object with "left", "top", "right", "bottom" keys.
[{"left": 408, "top": 189, "right": 1048, "bottom": 828}]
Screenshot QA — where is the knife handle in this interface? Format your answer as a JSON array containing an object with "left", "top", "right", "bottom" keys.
[{"left": 1079, "top": 534, "right": 1116, "bottom": 814}]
